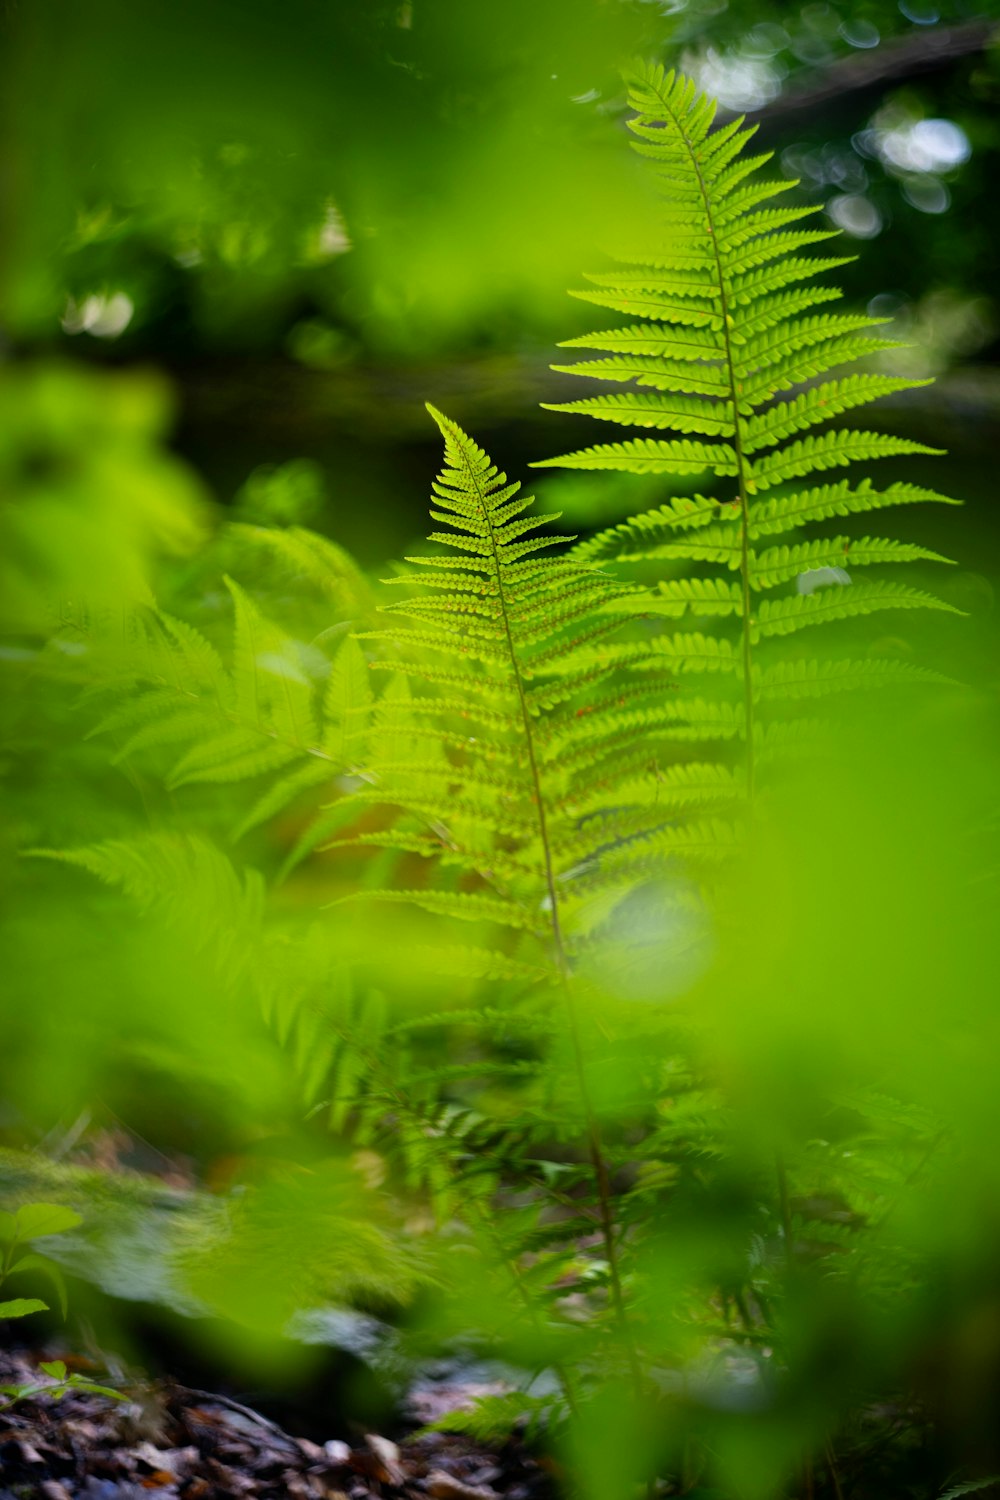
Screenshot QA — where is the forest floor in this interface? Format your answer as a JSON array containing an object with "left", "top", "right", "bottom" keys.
[{"left": 0, "top": 1349, "right": 554, "bottom": 1500}]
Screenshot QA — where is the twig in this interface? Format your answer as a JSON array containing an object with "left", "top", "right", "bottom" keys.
[
  {"left": 180, "top": 1387, "right": 301, "bottom": 1449},
  {"left": 739, "top": 20, "right": 998, "bottom": 124}
]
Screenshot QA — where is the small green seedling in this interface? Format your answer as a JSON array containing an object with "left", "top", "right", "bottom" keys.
[{"left": 0, "top": 1201, "right": 122, "bottom": 1406}]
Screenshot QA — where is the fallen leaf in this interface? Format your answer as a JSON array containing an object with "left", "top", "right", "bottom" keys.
[
  {"left": 364, "top": 1433, "right": 405, "bottom": 1487},
  {"left": 426, "top": 1471, "right": 499, "bottom": 1500}
]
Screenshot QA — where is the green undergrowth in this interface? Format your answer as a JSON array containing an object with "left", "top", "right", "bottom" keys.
[{"left": 0, "top": 62, "right": 997, "bottom": 1500}]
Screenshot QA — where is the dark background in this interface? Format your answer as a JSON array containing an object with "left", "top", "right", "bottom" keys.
[{"left": 2, "top": 0, "right": 998, "bottom": 567}]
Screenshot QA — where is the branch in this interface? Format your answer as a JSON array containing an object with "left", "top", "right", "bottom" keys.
[{"left": 740, "top": 19, "right": 998, "bottom": 124}]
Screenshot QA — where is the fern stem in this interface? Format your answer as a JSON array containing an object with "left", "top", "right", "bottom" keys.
[
  {"left": 344, "top": 1028, "right": 582, "bottom": 1418},
  {"left": 776, "top": 1151, "right": 794, "bottom": 1269},
  {"left": 473, "top": 1201, "right": 582, "bottom": 1420},
  {"left": 462, "top": 449, "right": 644, "bottom": 1395},
  {"left": 825, "top": 1439, "right": 845, "bottom": 1500}
]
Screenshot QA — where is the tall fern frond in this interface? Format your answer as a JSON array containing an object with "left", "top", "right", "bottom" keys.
[
  {"left": 349, "top": 407, "right": 736, "bottom": 1385},
  {"left": 534, "top": 63, "right": 961, "bottom": 802}
]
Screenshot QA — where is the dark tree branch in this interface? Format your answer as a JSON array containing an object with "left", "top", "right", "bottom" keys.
[{"left": 737, "top": 18, "right": 998, "bottom": 123}]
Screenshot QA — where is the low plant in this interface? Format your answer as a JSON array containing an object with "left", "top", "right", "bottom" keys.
[{"left": 0, "top": 1202, "right": 121, "bottom": 1406}]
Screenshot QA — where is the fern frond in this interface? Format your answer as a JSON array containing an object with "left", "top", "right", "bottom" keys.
[
  {"left": 169, "top": 730, "right": 299, "bottom": 788},
  {"left": 574, "top": 633, "right": 739, "bottom": 676},
  {"left": 426, "top": 1391, "right": 566, "bottom": 1444},
  {"left": 748, "top": 480, "right": 961, "bottom": 538},
  {"left": 541, "top": 393, "right": 734, "bottom": 437},
  {"left": 755, "top": 658, "right": 955, "bottom": 702},
  {"left": 231, "top": 757, "right": 334, "bottom": 843},
  {"left": 575, "top": 495, "right": 723, "bottom": 562},
  {"left": 585, "top": 816, "right": 744, "bottom": 885},
  {"left": 557, "top": 323, "right": 724, "bottom": 357},
  {"left": 755, "top": 580, "right": 962, "bottom": 639},
  {"left": 644, "top": 577, "right": 743, "bottom": 617},
  {"left": 537, "top": 58, "right": 961, "bottom": 809},
  {"left": 748, "top": 431, "right": 942, "bottom": 492},
  {"left": 26, "top": 834, "right": 265, "bottom": 980},
  {"left": 568, "top": 762, "right": 744, "bottom": 818},
  {"left": 350, "top": 407, "right": 739, "bottom": 1010},
  {"left": 750, "top": 536, "right": 953, "bottom": 590},
  {"left": 414, "top": 946, "right": 554, "bottom": 985},
  {"left": 533, "top": 437, "right": 736, "bottom": 477},
  {"left": 84, "top": 572, "right": 374, "bottom": 843},
  {"left": 227, "top": 522, "right": 374, "bottom": 615},
  {"left": 337, "top": 888, "right": 545, "bottom": 935},
  {"left": 551, "top": 354, "right": 730, "bottom": 397},
  {"left": 744, "top": 376, "right": 933, "bottom": 452}
]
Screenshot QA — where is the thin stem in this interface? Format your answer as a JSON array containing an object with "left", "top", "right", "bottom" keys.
[
  {"left": 776, "top": 1152, "right": 794, "bottom": 1270},
  {"left": 351, "top": 1031, "right": 582, "bottom": 1417},
  {"left": 684, "top": 134, "right": 757, "bottom": 804}
]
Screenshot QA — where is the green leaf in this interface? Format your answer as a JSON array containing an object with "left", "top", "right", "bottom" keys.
[
  {"left": 748, "top": 430, "right": 943, "bottom": 493},
  {"left": 65, "top": 1375, "right": 125, "bottom": 1401},
  {"left": 534, "top": 437, "right": 736, "bottom": 477},
  {"left": 0, "top": 1298, "right": 49, "bottom": 1318},
  {"left": 756, "top": 580, "right": 962, "bottom": 639},
  {"left": 10, "top": 1253, "right": 69, "bottom": 1318},
  {"left": 14, "top": 1203, "right": 83, "bottom": 1240}
]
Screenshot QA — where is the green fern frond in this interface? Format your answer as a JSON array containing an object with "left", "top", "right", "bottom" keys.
[
  {"left": 644, "top": 577, "right": 743, "bottom": 617},
  {"left": 574, "top": 495, "right": 724, "bottom": 562},
  {"left": 84, "top": 563, "right": 374, "bottom": 845},
  {"left": 743, "top": 375, "right": 933, "bottom": 452},
  {"left": 542, "top": 392, "right": 734, "bottom": 437},
  {"left": 747, "top": 479, "right": 960, "bottom": 538},
  {"left": 335, "top": 888, "right": 545, "bottom": 934},
  {"left": 533, "top": 437, "right": 737, "bottom": 476},
  {"left": 535, "top": 58, "right": 961, "bottom": 805},
  {"left": 231, "top": 757, "right": 341, "bottom": 843},
  {"left": 426, "top": 1390, "right": 566, "bottom": 1444},
  {"left": 755, "top": 580, "right": 962, "bottom": 639},
  {"left": 750, "top": 536, "right": 953, "bottom": 590},
  {"left": 26, "top": 834, "right": 265, "bottom": 979},
  {"left": 755, "top": 658, "right": 955, "bottom": 702},
  {"left": 748, "top": 431, "right": 942, "bottom": 492},
  {"left": 227, "top": 522, "right": 374, "bottom": 616},
  {"left": 414, "top": 946, "right": 554, "bottom": 985}
]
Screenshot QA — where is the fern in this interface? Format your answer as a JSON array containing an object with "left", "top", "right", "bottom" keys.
[
  {"left": 26, "top": 833, "right": 266, "bottom": 983},
  {"left": 15, "top": 62, "right": 978, "bottom": 1494},
  {"left": 351, "top": 405, "right": 729, "bottom": 947},
  {"left": 82, "top": 575, "right": 373, "bottom": 848},
  {"left": 535, "top": 63, "right": 961, "bottom": 804},
  {"left": 426, "top": 1389, "right": 567, "bottom": 1444},
  {"left": 346, "top": 406, "right": 746, "bottom": 1385}
]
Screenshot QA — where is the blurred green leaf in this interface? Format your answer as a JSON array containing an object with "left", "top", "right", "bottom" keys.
[
  {"left": 0, "top": 1298, "right": 49, "bottom": 1318},
  {"left": 14, "top": 1203, "right": 83, "bottom": 1241}
]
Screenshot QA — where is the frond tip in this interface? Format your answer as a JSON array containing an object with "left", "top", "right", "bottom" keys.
[{"left": 345, "top": 407, "right": 722, "bottom": 946}]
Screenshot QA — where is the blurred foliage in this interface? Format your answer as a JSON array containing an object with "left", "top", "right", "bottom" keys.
[
  {"left": 0, "top": 364, "right": 207, "bottom": 631},
  {"left": 0, "top": 370, "right": 997, "bottom": 1497},
  {"left": 1, "top": 4, "right": 1000, "bottom": 1499},
  {"left": 3, "top": 0, "right": 999, "bottom": 367}
]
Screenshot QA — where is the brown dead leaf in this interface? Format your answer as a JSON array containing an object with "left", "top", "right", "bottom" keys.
[
  {"left": 425, "top": 1471, "right": 499, "bottom": 1500},
  {"left": 39, "top": 1483, "right": 73, "bottom": 1500},
  {"left": 363, "top": 1433, "right": 406, "bottom": 1487}
]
